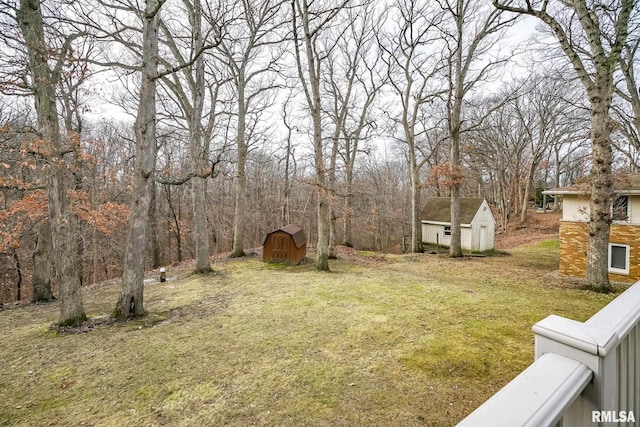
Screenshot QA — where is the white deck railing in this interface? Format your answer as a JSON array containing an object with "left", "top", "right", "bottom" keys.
[{"left": 458, "top": 281, "right": 640, "bottom": 427}]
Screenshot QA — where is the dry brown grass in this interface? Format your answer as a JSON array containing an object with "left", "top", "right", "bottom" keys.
[{"left": 0, "top": 240, "right": 618, "bottom": 426}]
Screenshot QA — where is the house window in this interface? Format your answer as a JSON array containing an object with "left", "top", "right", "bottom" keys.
[
  {"left": 608, "top": 243, "right": 630, "bottom": 275},
  {"left": 444, "top": 226, "right": 451, "bottom": 236},
  {"left": 612, "top": 195, "right": 629, "bottom": 221}
]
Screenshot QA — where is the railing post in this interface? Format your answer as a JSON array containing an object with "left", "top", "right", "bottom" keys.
[{"left": 533, "top": 315, "right": 619, "bottom": 427}]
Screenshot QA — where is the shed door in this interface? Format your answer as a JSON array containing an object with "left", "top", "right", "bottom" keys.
[
  {"left": 272, "top": 235, "right": 288, "bottom": 262},
  {"left": 480, "top": 226, "right": 487, "bottom": 251}
]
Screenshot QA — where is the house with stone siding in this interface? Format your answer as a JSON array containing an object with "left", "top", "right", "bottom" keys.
[{"left": 543, "top": 174, "right": 640, "bottom": 283}]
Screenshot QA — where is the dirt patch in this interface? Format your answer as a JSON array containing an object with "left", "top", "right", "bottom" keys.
[
  {"left": 336, "top": 245, "right": 390, "bottom": 265},
  {"left": 52, "top": 315, "right": 118, "bottom": 335},
  {"left": 496, "top": 210, "right": 561, "bottom": 249}
]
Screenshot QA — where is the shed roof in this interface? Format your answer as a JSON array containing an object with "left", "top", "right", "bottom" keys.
[
  {"left": 421, "top": 197, "right": 485, "bottom": 225},
  {"left": 263, "top": 224, "right": 307, "bottom": 248},
  {"left": 543, "top": 174, "right": 640, "bottom": 196}
]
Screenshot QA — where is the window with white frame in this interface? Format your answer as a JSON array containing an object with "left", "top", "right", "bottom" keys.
[
  {"left": 608, "top": 243, "right": 630, "bottom": 275},
  {"left": 612, "top": 195, "right": 629, "bottom": 221},
  {"left": 444, "top": 226, "right": 451, "bottom": 236}
]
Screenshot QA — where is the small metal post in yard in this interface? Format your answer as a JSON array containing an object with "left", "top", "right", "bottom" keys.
[
  {"left": 436, "top": 233, "right": 439, "bottom": 253},
  {"left": 159, "top": 267, "right": 166, "bottom": 282}
]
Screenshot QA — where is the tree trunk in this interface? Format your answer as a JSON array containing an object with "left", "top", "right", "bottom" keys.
[
  {"left": 403, "top": 95, "right": 422, "bottom": 254},
  {"left": 311, "top": 75, "right": 330, "bottom": 270},
  {"left": 148, "top": 181, "right": 161, "bottom": 269},
  {"left": 114, "top": 0, "right": 162, "bottom": 319},
  {"left": 553, "top": 148, "right": 561, "bottom": 210},
  {"left": 230, "top": 138, "right": 247, "bottom": 258},
  {"left": 48, "top": 156, "right": 85, "bottom": 324},
  {"left": 191, "top": 176, "right": 211, "bottom": 271},
  {"left": 230, "top": 162, "right": 247, "bottom": 257},
  {"left": 116, "top": 170, "right": 152, "bottom": 318},
  {"left": 519, "top": 163, "right": 536, "bottom": 224},
  {"left": 314, "top": 108, "right": 330, "bottom": 271},
  {"left": 308, "top": 41, "right": 329, "bottom": 269},
  {"left": 307, "top": 59, "right": 330, "bottom": 271},
  {"left": 317, "top": 197, "right": 330, "bottom": 270},
  {"left": 291, "top": 0, "right": 346, "bottom": 271},
  {"left": 17, "top": 0, "right": 85, "bottom": 325},
  {"left": 328, "top": 210, "right": 338, "bottom": 258},
  {"left": 189, "top": 0, "right": 212, "bottom": 272},
  {"left": 282, "top": 134, "right": 293, "bottom": 226},
  {"left": 585, "top": 97, "right": 614, "bottom": 291},
  {"left": 230, "top": 72, "right": 248, "bottom": 258},
  {"left": 32, "top": 221, "right": 54, "bottom": 302},
  {"left": 449, "top": 117, "right": 463, "bottom": 258},
  {"left": 448, "top": 2, "right": 464, "bottom": 259},
  {"left": 409, "top": 156, "right": 423, "bottom": 253},
  {"left": 328, "top": 131, "right": 340, "bottom": 259},
  {"left": 165, "top": 186, "right": 183, "bottom": 263},
  {"left": 343, "top": 169, "right": 354, "bottom": 247}
]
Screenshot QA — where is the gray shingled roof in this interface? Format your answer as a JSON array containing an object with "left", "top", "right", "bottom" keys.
[{"left": 420, "top": 197, "right": 485, "bottom": 225}]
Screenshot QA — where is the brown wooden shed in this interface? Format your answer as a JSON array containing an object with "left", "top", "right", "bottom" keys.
[{"left": 262, "top": 224, "right": 307, "bottom": 265}]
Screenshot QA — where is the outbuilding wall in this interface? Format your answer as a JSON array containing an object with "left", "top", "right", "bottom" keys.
[
  {"left": 422, "top": 223, "right": 451, "bottom": 248},
  {"left": 263, "top": 230, "right": 306, "bottom": 265},
  {"left": 469, "top": 201, "right": 495, "bottom": 251},
  {"left": 422, "top": 223, "right": 493, "bottom": 252}
]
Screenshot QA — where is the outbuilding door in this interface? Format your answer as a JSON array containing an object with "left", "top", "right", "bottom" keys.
[{"left": 272, "top": 235, "right": 288, "bottom": 262}]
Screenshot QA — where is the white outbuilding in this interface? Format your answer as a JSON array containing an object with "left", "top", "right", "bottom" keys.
[{"left": 421, "top": 197, "right": 495, "bottom": 252}]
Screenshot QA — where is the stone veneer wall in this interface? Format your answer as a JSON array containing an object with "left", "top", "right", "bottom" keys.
[
  {"left": 559, "top": 221, "right": 587, "bottom": 279},
  {"left": 559, "top": 221, "right": 639, "bottom": 283}
]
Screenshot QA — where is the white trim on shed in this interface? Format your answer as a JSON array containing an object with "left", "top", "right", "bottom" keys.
[{"left": 420, "top": 198, "right": 495, "bottom": 252}]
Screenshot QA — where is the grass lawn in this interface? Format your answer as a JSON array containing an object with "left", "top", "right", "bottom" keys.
[{"left": 0, "top": 240, "right": 618, "bottom": 426}]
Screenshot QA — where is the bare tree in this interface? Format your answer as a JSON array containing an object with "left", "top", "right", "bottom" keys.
[
  {"left": 339, "top": 57, "right": 383, "bottom": 248},
  {"left": 494, "top": 0, "right": 635, "bottom": 290},
  {"left": 114, "top": 0, "right": 165, "bottom": 318},
  {"left": 378, "top": 0, "right": 444, "bottom": 253},
  {"left": 15, "top": 0, "right": 86, "bottom": 325},
  {"left": 469, "top": 93, "right": 528, "bottom": 229},
  {"left": 155, "top": 0, "right": 227, "bottom": 273},
  {"left": 323, "top": 3, "right": 381, "bottom": 255},
  {"left": 542, "top": 72, "right": 591, "bottom": 199},
  {"left": 513, "top": 73, "right": 587, "bottom": 223},
  {"left": 213, "top": 0, "right": 286, "bottom": 258},
  {"left": 437, "top": 0, "right": 515, "bottom": 257},
  {"left": 83, "top": 0, "right": 216, "bottom": 315},
  {"left": 280, "top": 92, "right": 298, "bottom": 226},
  {"left": 359, "top": 153, "right": 410, "bottom": 252},
  {"left": 613, "top": 18, "right": 640, "bottom": 167},
  {"left": 0, "top": 105, "right": 56, "bottom": 303},
  {"left": 183, "top": 0, "right": 212, "bottom": 273},
  {"left": 291, "top": 0, "right": 350, "bottom": 270}
]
